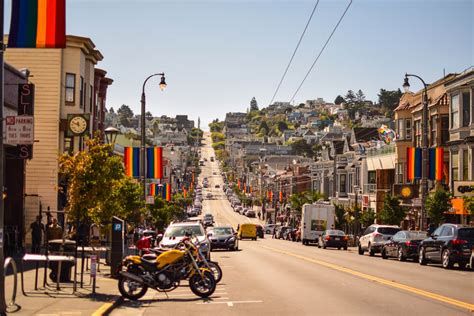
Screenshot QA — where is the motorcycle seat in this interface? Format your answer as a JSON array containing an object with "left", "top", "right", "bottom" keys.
[
  {"left": 142, "top": 254, "right": 157, "bottom": 261},
  {"left": 141, "top": 258, "right": 157, "bottom": 270}
]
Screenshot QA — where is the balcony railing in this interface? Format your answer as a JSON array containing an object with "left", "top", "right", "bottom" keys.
[
  {"left": 363, "top": 184, "right": 376, "bottom": 194},
  {"left": 367, "top": 143, "right": 395, "bottom": 157}
]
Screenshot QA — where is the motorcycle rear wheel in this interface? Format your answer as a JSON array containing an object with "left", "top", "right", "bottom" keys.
[
  {"left": 118, "top": 276, "right": 148, "bottom": 300},
  {"left": 189, "top": 270, "right": 216, "bottom": 298},
  {"left": 207, "top": 261, "right": 223, "bottom": 283}
]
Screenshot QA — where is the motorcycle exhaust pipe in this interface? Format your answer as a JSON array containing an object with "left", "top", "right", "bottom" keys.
[{"left": 119, "top": 271, "right": 145, "bottom": 284}]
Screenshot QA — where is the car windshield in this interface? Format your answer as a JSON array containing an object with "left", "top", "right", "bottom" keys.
[
  {"left": 212, "top": 228, "right": 233, "bottom": 235},
  {"left": 164, "top": 225, "right": 204, "bottom": 237},
  {"left": 327, "top": 230, "right": 345, "bottom": 236},
  {"left": 407, "top": 232, "right": 428, "bottom": 239},
  {"left": 378, "top": 227, "right": 400, "bottom": 235},
  {"left": 458, "top": 228, "right": 474, "bottom": 239}
]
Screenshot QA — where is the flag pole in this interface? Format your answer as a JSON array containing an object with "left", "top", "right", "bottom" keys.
[{"left": 0, "top": 0, "right": 7, "bottom": 313}]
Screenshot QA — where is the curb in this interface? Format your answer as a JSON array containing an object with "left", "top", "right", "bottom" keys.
[{"left": 91, "top": 296, "right": 123, "bottom": 316}]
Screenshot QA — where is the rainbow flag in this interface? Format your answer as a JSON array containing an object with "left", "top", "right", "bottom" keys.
[
  {"left": 166, "top": 183, "right": 171, "bottom": 202},
  {"left": 238, "top": 179, "right": 241, "bottom": 190},
  {"left": 124, "top": 147, "right": 140, "bottom": 178},
  {"left": 146, "top": 147, "right": 163, "bottom": 179},
  {"left": 429, "top": 148, "right": 444, "bottom": 181},
  {"left": 148, "top": 183, "right": 158, "bottom": 196},
  {"left": 406, "top": 147, "right": 422, "bottom": 181},
  {"left": 279, "top": 191, "right": 283, "bottom": 203},
  {"left": 8, "top": 0, "right": 66, "bottom": 48}
]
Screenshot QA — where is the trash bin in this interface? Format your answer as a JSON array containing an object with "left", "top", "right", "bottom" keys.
[{"left": 48, "top": 239, "right": 76, "bottom": 282}]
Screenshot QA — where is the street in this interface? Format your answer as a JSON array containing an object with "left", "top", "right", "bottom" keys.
[{"left": 112, "top": 133, "right": 474, "bottom": 316}]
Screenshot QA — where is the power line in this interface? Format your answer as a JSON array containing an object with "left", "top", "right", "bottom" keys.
[
  {"left": 289, "top": 0, "right": 353, "bottom": 103},
  {"left": 268, "top": 0, "right": 321, "bottom": 106}
]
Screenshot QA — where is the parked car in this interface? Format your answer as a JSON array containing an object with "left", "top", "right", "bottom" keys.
[
  {"left": 381, "top": 230, "right": 428, "bottom": 261},
  {"left": 206, "top": 193, "right": 212, "bottom": 199},
  {"left": 358, "top": 224, "right": 401, "bottom": 256},
  {"left": 207, "top": 226, "right": 238, "bottom": 251},
  {"left": 418, "top": 224, "right": 474, "bottom": 269},
  {"left": 187, "top": 209, "right": 199, "bottom": 217},
  {"left": 202, "top": 214, "right": 215, "bottom": 227},
  {"left": 265, "top": 224, "right": 276, "bottom": 234},
  {"left": 235, "top": 205, "right": 243, "bottom": 214},
  {"left": 215, "top": 184, "right": 220, "bottom": 188},
  {"left": 256, "top": 225, "right": 264, "bottom": 238},
  {"left": 160, "top": 221, "right": 210, "bottom": 259},
  {"left": 245, "top": 210, "right": 256, "bottom": 218},
  {"left": 318, "top": 230, "right": 348, "bottom": 250},
  {"left": 283, "top": 228, "right": 297, "bottom": 241},
  {"left": 276, "top": 226, "right": 292, "bottom": 239}
]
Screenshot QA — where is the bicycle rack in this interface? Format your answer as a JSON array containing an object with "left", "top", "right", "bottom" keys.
[{"left": 3, "top": 257, "right": 21, "bottom": 313}]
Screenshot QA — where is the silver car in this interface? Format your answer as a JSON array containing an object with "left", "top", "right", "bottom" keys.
[{"left": 358, "top": 224, "right": 401, "bottom": 256}]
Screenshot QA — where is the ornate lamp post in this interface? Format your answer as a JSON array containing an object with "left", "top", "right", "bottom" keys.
[
  {"left": 403, "top": 73, "right": 429, "bottom": 230},
  {"left": 104, "top": 126, "right": 119, "bottom": 145}
]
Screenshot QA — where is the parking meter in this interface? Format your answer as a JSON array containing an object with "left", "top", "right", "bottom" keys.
[{"left": 111, "top": 216, "right": 124, "bottom": 278}]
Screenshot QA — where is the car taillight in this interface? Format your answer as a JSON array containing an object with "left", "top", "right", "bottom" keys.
[
  {"left": 343, "top": 236, "right": 349, "bottom": 241},
  {"left": 373, "top": 233, "right": 382, "bottom": 238},
  {"left": 325, "top": 236, "right": 331, "bottom": 240},
  {"left": 451, "top": 239, "right": 468, "bottom": 245},
  {"left": 405, "top": 241, "right": 411, "bottom": 246}
]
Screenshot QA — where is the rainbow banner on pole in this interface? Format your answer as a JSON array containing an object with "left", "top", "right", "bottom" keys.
[
  {"left": 279, "top": 191, "right": 283, "bottom": 203},
  {"left": 148, "top": 183, "right": 158, "bottom": 196},
  {"left": 8, "top": 0, "right": 66, "bottom": 48},
  {"left": 406, "top": 147, "right": 422, "bottom": 181},
  {"left": 124, "top": 147, "right": 140, "bottom": 178},
  {"left": 146, "top": 147, "right": 163, "bottom": 179},
  {"left": 166, "top": 183, "right": 171, "bottom": 202},
  {"left": 429, "top": 148, "right": 444, "bottom": 181}
]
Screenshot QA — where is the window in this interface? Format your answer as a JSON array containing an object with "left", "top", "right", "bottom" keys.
[
  {"left": 406, "top": 119, "right": 412, "bottom": 140},
  {"left": 348, "top": 173, "right": 353, "bottom": 192},
  {"left": 339, "top": 174, "right": 346, "bottom": 193},
  {"left": 432, "top": 226, "right": 443, "bottom": 237},
  {"left": 355, "top": 167, "right": 360, "bottom": 186},
  {"left": 441, "top": 115, "right": 449, "bottom": 144},
  {"left": 463, "top": 149, "right": 469, "bottom": 180},
  {"left": 396, "top": 163, "right": 404, "bottom": 184},
  {"left": 451, "top": 94, "right": 459, "bottom": 128},
  {"left": 65, "top": 73, "right": 75, "bottom": 103},
  {"left": 430, "top": 116, "right": 437, "bottom": 146},
  {"left": 440, "top": 226, "right": 454, "bottom": 237},
  {"left": 368, "top": 171, "right": 376, "bottom": 184},
  {"left": 463, "top": 92, "right": 471, "bottom": 127},
  {"left": 451, "top": 151, "right": 459, "bottom": 181},
  {"left": 79, "top": 76, "right": 84, "bottom": 108},
  {"left": 462, "top": 92, "right": 470, "bottom": 127},
  {"left": 397, "top": 119, "right": 405, "bottom": 139},
  {"left": 414, "top": 120, "right": 421, "bottom": 147}
]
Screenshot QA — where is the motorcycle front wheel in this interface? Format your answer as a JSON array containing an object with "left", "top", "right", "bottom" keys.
[
  {"left": 189, "top": 270, "right": 216, "bottom": 298},
  {"left": 118, "top": 275, "right": 148, "bottom": 300}
]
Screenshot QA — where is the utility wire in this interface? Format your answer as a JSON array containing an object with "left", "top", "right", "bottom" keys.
[
  {"left": 289, "top": 0, "right": 353, "bottom": 103},
  {"left": 268, "top": 0, "right": 321, "bottom": 106}
]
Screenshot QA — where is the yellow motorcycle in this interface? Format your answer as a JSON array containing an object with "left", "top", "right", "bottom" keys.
[{"left": 117, "top": 237, "right": 216, "bottom": 300}]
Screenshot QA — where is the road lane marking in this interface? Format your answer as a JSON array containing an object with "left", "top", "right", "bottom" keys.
[
  {"left": 197, "top": 300, "right": 263, "bottom": 305},
  {"left": 262, "top": 245, "right": 474, "bottom": 312},
  {"left": 227, "top": 302, "right": 234, "bottom": 307}
]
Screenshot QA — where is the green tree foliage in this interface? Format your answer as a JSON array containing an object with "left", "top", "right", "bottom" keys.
[
  {"left": 334, "top": 95, "right": 345, "bottom": 105},
  {"left": 425, "top": 188, "right": 452, "bottom": 225},
  {"left": 334, "top": 204, "right": 346, "bottom": 229},
  {"left": 117, "top": 104, "right": 134, "bottom": 127},
  {"left": 109, "top": 107, "right": 115, "bottom": 114},
  {"left": 212, "top": 141, "right": 225, "bottom": 150},
  {"left": 250, "top": 97, "right": 259, "bottom": 111},
  {"left": 290, "top": 139, "right": 313, "bottom": 157},
  {"left": 58, "top": 137, "right": 142, "bottom": 225},
  {"left": 147, "top": 196, "right": 187, "bottom": 231},
  {"left": 360, "top": 209, "right": 376, "bottom": 227},
  {"left": 259, "top": 121, "right": 269, "bottom": 136},
  {"left": 277, "top": 121, "right": 289, "bottom": 132},
  {"left": 209, "top": 121, "right": 224, "bottom": 133},
  {"left": 211, "top": 132, "right": 225, "bottom": 143},
  {"left": 379, "top": 194, "right": 406, "bottom": 225},
  {"left": 355, "top": 89, "right": 366, "bottom": 105},
  {"left": 462, "top": 196, "right": 474, "bottom": 215},
  {"left": 378, "top": 88, "right": 402, "bottom": 118},
  {"left": 145, "top": 111, "right": 153, "bottom": 120},
  {"left": 290, "top": 192, "right": 310, "bottom": 213}
]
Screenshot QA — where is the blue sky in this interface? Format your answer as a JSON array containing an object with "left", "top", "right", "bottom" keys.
[{"left": 4, "top": 0, "right": 473, "bottom": 129}]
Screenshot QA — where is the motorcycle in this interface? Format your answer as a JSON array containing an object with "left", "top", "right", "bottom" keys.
[{"left": 117, "top": 237, "right": 216, "bottom": 300}]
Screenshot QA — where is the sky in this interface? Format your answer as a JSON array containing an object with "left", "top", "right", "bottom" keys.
[{"left": 3, "top": 0, "right": 473, "bottom": 130}]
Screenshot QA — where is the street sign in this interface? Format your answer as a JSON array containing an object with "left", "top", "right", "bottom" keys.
[
  {"left": 90, "top": 255, "right": 97, "bottom": 278},
  {"left": 5, "top": 116, "right": 34, "bottom": 145},
  {"left": 412, "top": 198, "right": 422, "bottom": 207},
  {"left": 146, "top": 196, "right": 155, "bottom": 204},
  {"left": 18, "top": 83, "right": 35, "bottom": 115},
  {"left": 453, "top": 181, "right": 474, "bottom": 197}
]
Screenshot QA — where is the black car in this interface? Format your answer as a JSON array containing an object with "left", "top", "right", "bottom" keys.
[
  {"left": 382, "top": 230, "right": 428, "bottom": 261},
  {"left": 318, "top": 230, "right": 348, "bottom": 250},
  {"left": 207, "top": 226, "right": 239, "bottom": 251},
  {"left": 256, "top": 225, "right": 264, "bottom": 238},
  {"left": 419, "top": 224, "right": 474, "bottom": 269}
]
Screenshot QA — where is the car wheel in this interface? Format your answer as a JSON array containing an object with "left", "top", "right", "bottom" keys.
[
  {"left": 397, "top": 247, "right": 406, "bottom": 262},
  {"left": 338, "top": 247, "right": 341, "bottom": 250},
  {"left": 442, "top": 249, "right": 453, "bottom": 269},
  {"left": 419, "top": 248, "right": 427, "bottom": 265},
  {"left": 344, "top": 246, "right": 348, "bottom": 251},
  {"left": 381, "top": 248, "right": 388, "bottom": 259},
  {"left": 358, "top": 245, "right": 364, "bottom": 255},
  {"left": 368, "top": 244, "right": 375, "bottom": 257}
]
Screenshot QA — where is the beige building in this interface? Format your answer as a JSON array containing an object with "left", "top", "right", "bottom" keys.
[{"left": 5, "top": 35, "right": 112, "bottom": 239}]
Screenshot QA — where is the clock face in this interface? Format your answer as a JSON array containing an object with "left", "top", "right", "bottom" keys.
[{"left": 69, "top": 116, "right": 88, "bottom": 135}]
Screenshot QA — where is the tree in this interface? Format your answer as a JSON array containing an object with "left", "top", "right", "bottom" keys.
[
  {"left": 109, "top": 107, "right": 115, "bottom": 114},
  {"left": 334, "top": 204, "right": 346, "bottom": 230},
  {"left": 425, "top": 188, "right": 452, "bottom": 225},
  {"left": 211, "top": 132, "right": 225, "bottom": 143},
  {"left": 355, "top": 89, "right": 366, "bottom": 105},
  {"left": 290, "top": 139, "right": 312, "bottom": 157},
  {"left": 290, "top": 192, "right": 310, "bottom": 213},
  {"left": 58, "top": 137, "right": 142, "bottom": 225},
  {"left": 145, "top": 111, "right": 153, "bottom": 120},
  {"left": 250, "top": 97, "right": 259, "bottom": 111},
  {"left": 344, "top": 90, "right": 357, "bottom": 105},
  {"left": 117, "top": 104, "right": 134, "bottom": 118},
  {"left": 463, "top": 196, "right": 474, "bottom": 216},
  {"left": 334, "top": 95, "right": 345, "bottom": 105},
  {"left": 277, "top": 121, "right": 289, "bottom": 132},
  {"left": 360, "top": 208, "right": 375, "bottom": 228},
  {"left": 209, "top": 121, "right": 224, "bottom": 133},
  {"left": 258, "top": 121, "right": 269, "bottom": 136},
  {"left": 379, "top": 194, "right": 406, "bottom": 225},
  {"left": 212, "top": 141, "right": 225, "bottom": 150},
  {"left": 378, "top": 88, "right": 402, "bottom": 118}
]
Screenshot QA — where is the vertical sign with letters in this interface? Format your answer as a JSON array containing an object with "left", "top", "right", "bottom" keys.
[{"left": 18, "top": 84, "right": 35, "bottom": 115}]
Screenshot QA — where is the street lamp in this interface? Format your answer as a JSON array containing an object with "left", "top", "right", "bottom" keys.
[
  {"left": 141, "top": 73, "right": 167, "bottom": 207},
  {"left": 104, "top": 126, "right": 119, "bottom": 145},
  {"left": 403, "top": 73, "right": 429, "bottom": 230}
]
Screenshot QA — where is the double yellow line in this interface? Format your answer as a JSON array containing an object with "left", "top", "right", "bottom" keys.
[{"left": 263, "top": 245, "right": 474, "bottom": 312}]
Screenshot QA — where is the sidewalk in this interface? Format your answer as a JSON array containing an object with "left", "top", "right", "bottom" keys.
[{"left": 4, "top": 257, "right": 122, "bottom": 316}]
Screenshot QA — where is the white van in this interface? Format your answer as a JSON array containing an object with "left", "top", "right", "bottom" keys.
[{"left": 301, "top": 202, "right": 335, "bottom": 245}]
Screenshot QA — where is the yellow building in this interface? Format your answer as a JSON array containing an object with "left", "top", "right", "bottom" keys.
[{"left": 5, "top": 35, "right": 112, "bottom": 242}]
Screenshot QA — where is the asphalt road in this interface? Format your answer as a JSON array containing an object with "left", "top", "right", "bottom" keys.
[{"left": 112, "top": 133, "right": 474, "bottom": 316}]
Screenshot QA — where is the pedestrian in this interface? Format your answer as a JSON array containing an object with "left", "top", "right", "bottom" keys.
[
  {"left": 47, "top": 218, "right": 63, "bottom": 241},
  {"left": 427, "top": 223, "right": 436, "bottom": 235},
  {"left": 258, "top": 211, "right": 261, "bottom": 220},
  {"left": 28, "top": 216, "right": 44, "bottom": 254},
  {"left": 272, "top": 226, "right": 277, "bottom": 239}
]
